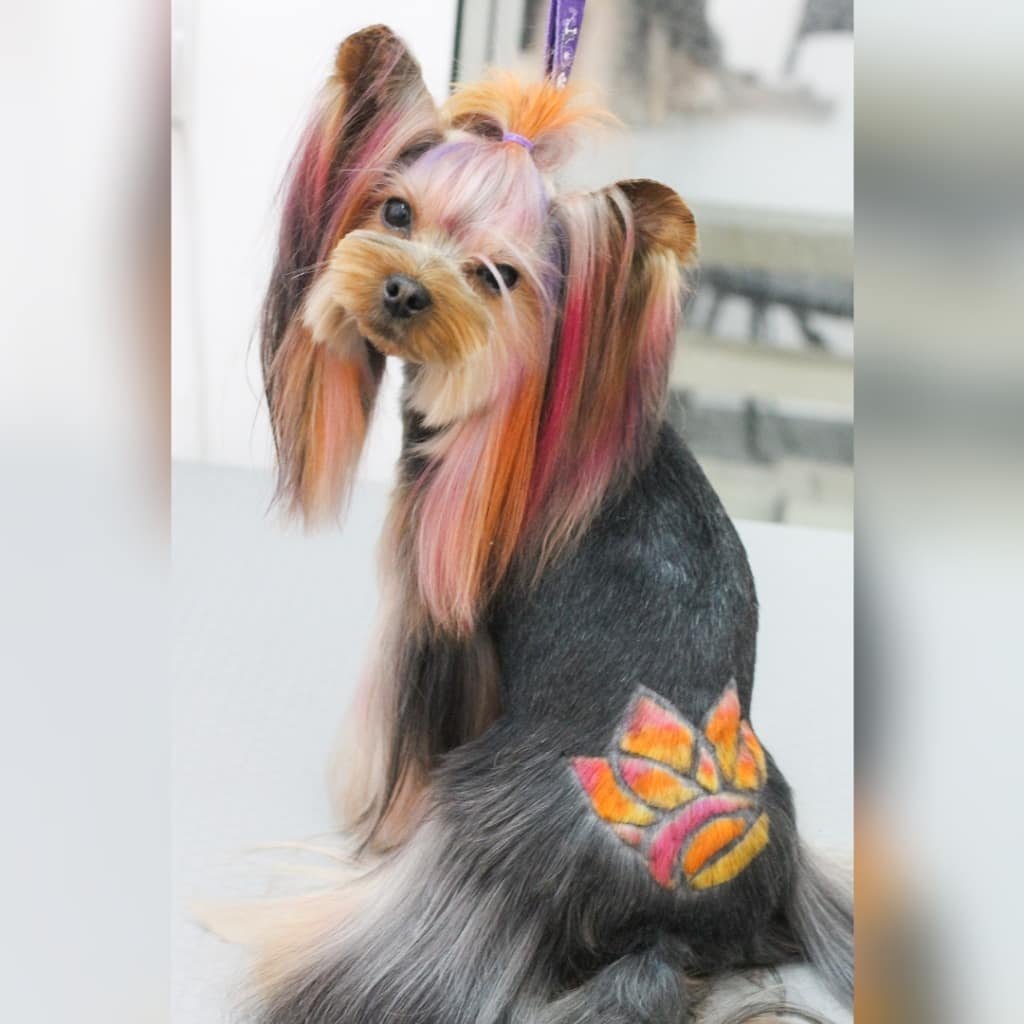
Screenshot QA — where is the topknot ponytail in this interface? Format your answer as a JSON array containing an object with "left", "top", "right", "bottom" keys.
[{"left": 443, "top": 71, "right": 614, "bottom": 173}]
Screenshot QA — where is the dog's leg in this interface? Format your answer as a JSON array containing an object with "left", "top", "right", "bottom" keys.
[
  {"left": 329, "top": 604, "right": 502, "bottom": 854},
  {"left": 535, "top": 935, "right": 692, "bottom": 1024},
  {"left": 327, "top": 588, "right": 428, "bottom": 851}
]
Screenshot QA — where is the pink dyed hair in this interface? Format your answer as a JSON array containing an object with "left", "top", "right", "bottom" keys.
[
  {"left": 260, "top": 31, "right": 697, "bottom": 629},
  {"left": 389, "top": 176, "right": 695, "bottom": 633},
  {"left": 261, "top": 26, "right": 441, "bottom": 524},
  {"left": 524, "top": 179, "right": 697, "bottom": 569}
]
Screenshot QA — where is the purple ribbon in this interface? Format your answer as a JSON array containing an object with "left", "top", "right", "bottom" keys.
[{"left": 544, "top": 0, "right": 586, "bottom": 88}]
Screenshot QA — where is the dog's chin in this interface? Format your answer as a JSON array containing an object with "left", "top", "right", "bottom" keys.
[{"left": 356, "top": 318, "right": 420, "bottom": 363}]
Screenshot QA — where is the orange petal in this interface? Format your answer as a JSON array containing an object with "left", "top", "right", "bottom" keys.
[
  {"left": 682, "top": 814, "right": 749, "bottom": 876},
  {"left": 690, "top": 813, "right": 770, "bottom": 890},
  {"left": 647, "top": 793, "right": 752, "bottom": 888},
  {"left": 695, "top": 746, "right": 720, "bottom": 792},
  {"left": 704, "top": 684, "right": 741, "bottom": 781},
  {"left": 740, "top": 721, "right": 767, "bottom": 780},
  {"left": 619, "top": 757, "right": 701, "bottom": 810},
  {"left": 572, "top": 757, "right": 658, "bottom": 826},
  {"left": 733, "top": 743, "right": 761, "bottom": 791},
  {"left": 619, "top": 695, "right": 695, "bottom": 774}
]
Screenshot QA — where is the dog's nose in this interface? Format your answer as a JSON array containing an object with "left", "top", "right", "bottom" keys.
[{"left": 381, "top": 274, "right": 432, "bottom": 319}]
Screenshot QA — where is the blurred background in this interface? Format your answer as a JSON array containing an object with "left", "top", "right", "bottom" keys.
[{"left": 172, "top": 0, "right": 853, "bottom": 530}]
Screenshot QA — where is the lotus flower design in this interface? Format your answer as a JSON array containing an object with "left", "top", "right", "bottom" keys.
[{"left": 572, "top": 683, "right": 770, "bottom": 891}]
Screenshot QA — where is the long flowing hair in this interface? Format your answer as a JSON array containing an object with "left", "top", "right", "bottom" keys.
[
  {"left": 261, "top": 27, "right": 441, "bottom": 523},
  {"left": 259, "top": 43, "right": 696, "bottom": 840}
]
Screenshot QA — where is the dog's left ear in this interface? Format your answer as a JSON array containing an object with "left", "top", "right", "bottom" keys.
[
  {"left": 529, "top": 178, "right": 696, "bottom": 553},
  {"left": 262, "top": 26, "right": 442, "bottom": 525}
]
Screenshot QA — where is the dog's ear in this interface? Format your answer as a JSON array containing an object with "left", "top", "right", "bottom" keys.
[
  {"left": 262, "top": 26, "right": 442, "bottom": 525},
  {"left": 529, "top": 179, "right": 696, "bottom": 557},
  {"left": 615, "top": 179, "right": 697, "bottom": 267}
]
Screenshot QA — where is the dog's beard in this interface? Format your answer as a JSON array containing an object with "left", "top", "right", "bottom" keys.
[{"left": 354, "top": 316, "right": 407, "bottom": 360}]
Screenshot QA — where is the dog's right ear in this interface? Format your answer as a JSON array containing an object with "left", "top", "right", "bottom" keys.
[{"left": 262, "top": 26, "right": 441, "bottom": 525}]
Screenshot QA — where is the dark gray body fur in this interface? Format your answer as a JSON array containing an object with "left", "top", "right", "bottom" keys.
[{"left": 255, "top": 423, "right": 851, "bottom": 1023}]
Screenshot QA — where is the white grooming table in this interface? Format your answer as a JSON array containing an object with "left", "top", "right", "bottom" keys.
[{"left": 172, "top": 461, "right": 852, "bottom": 1023}]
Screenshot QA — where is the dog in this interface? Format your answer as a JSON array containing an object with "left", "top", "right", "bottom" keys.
[{"left": 245, "top": 24, "right": 852, "bottom": 1023}]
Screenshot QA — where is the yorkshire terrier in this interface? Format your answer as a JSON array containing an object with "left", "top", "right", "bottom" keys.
[{"left": 244, "top": 24, "right": 852, "bottom": 1024}]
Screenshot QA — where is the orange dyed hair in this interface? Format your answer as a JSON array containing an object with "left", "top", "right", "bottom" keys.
[
  {"left": 379, "top": 74, "right": 614, "bottom": 633},
  {"left": 261, "top": 37, "right": 698, "bottom": 628},
  {"left": 261, "top": 26, "right": 441, "bottom": 525},
  {"left": 267, "top": 325, "right": 382, "bottom": 523},
  {"left": 444, "top": 71, "right": 614, "bottom": 170},
  {"left": 408, "top": 366, "right": 546, "bottom": 634},
  {"left": 400, "top": 83, "right": 695, "bottom": 632}
]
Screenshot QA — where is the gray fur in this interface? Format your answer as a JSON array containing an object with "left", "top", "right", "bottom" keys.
[
  {"left": 787, "top": 845, "right": 854, "bottom": 1005},
  {"left": 531, "top": 936, "right": 691, "bottom": 1023},
  {"left": 248, "top": 429, "right": 853, "bottom": 1024}
]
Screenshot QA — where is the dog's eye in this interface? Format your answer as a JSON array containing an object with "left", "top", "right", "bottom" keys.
[
  {"left": 382, "top": 198, "right": 412, "bottom": 230},
  {"left": 476, "top": 263, "right": 520, "bottom": 293}
]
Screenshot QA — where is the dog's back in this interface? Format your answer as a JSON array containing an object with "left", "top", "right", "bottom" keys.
[
  {"left": 489, "top": 421, "right": 795, "bottom": 949},
  {"left": 497, "top": 423, "right": 758, "bottom": 734}
]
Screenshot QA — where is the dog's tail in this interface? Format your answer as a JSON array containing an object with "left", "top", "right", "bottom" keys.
[
  {"left": 227, "top": 738, "right": 851, "bottom": 1023},
  {"left": 233, "top": 834, "right": 854, "bottom": 1024},
  {"left": 785, "top": 841, "right": 854, "bottom": 1005}
]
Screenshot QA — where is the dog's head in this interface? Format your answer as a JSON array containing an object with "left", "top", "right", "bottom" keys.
[
  {"left": 323, "top": 116, "right": 554, "bottom": 428},
  {"left": 263, "top": 26, "right": 696, "bottom": 626}
]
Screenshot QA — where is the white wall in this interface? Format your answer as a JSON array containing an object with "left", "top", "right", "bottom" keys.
[{"left": 172, "top": 0, "right": 459, "bottom": 477}]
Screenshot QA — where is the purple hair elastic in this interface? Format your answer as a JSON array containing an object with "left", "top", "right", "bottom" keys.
[{"left": 502, "top": 131, "right": 535, "bottom": 152}]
